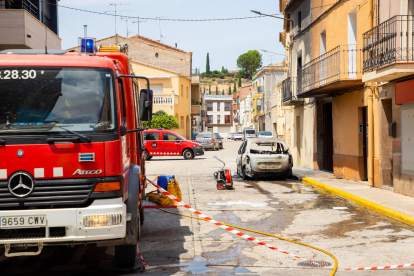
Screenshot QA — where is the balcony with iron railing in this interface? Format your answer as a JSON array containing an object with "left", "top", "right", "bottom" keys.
[
  {"left": 299, "top": 44, "right": 364, "bottom": 98},
  {"left": 153, "top": 94, "right": 178, "bottom": 106},
  {"left": 281, "top": 77, "right": 304, "bottom": 106},
  {"left": 4, "top": 0, "right": 38, "bottom": 18},
  {"left": 363, "top": 15, "right": 414, "bottom": 82}
]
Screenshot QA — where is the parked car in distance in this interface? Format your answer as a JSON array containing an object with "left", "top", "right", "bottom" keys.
[
  {"left": 144, "top": 129, "right": 204, "bottom": 160},
  {"left": 236, "top": 138, "right": 293, "bottom": 180},
  {"left": 233, "top": 132, "right": 243, "bottom": 140},
  {"left": 215, "top": 133, "right": 224, "bottom": 149},
  {"left": 195, "top": 131, "right": 220, "bottom": 151},
  {"left": 227, "top": 132, "right": 235, "bottom": 140},
  {"left": 243, "top": 128, "right": 257, "bottom": 140},
  {"left": 258, "top": 131, "right": 274, "bottom": 138}
]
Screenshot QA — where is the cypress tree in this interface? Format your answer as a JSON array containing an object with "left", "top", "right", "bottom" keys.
[
  {"left": 215, "top": 86, "right": 218, "bottom": 94},
  {"left": 203, "top": 87, "right": 205, "bottom": 94},
  {"left": 233, "top": 82, "right": 236, "bottom": 92},
  {"left": 222, "top": 89, "right": 224, "bottom": 95},
  {"left": 206, "top": 53, "right": 210, "bottom": 76},
  {"left": 228, "top": 85, "right": 231, "bottom": 95},
  {"left": 238, "top": 75, "right": 242, "bottom": 88}
]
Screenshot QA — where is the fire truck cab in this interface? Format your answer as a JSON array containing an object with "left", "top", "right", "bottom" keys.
[{"left": 0, "top": 41, "right": 152, "bottom": 267}]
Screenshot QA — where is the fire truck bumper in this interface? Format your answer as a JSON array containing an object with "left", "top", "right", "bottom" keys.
[{"left": 0, "top": 198, "right": 126, "bottom": 245}]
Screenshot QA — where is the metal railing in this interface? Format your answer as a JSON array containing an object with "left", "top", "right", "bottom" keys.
[
  {"left": 5, "top": 0, "right": 39, "bottom": 18},
  {"left": 282, "top": 77, "right": 295, "bottom": 103},
  {"left": 301, "top": 44, "right": 363, "bottom": 95},
  {"left": 153, "top": 94, "right": 178, "bottom": 105},
  {"left": 363, "top": 15, "right": 414, "bottom": 72},
  {"left": 191, "top": 68, "right": 200, "bottom": 75}
]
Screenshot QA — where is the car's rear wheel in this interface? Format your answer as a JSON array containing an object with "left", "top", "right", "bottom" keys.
[
  {"left": 183, "top": 149, "right": 194, "bottom": 159},
  {"left": 144, "top": 150, "right": 152, "bottom": 161},
  {"left": 220, "top": 143, "right": 223, "bottom": 149}
]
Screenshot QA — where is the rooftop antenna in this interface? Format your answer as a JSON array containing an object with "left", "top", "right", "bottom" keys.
[
  {"left": 132, "top": 17, "right": 147, "bottom": 35},
  {"left": 121, "top": 17, "right": 132, "bottom": 37},
  {"left": 156, "top": 17, "right": 167, "bottom": 42},
  {"left": 106, "top": 3, "right": 129, "bottom": 44}
]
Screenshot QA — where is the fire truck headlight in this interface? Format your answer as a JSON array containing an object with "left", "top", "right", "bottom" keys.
[{"left": 83, "top": 213, "right": 123, "bottom": 228}]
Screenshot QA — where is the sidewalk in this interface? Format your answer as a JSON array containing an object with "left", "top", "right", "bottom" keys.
[{"left": 293, "top": 167, "right": 414, "bottom": 226}]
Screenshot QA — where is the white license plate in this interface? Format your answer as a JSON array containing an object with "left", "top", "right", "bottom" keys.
[{"left": 0, "top": 216, "right": 46, "bottom": 228}]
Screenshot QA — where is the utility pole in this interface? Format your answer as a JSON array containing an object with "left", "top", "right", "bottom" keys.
[{"left": 132, "top": 17, "right": 147, "bottom": 35}]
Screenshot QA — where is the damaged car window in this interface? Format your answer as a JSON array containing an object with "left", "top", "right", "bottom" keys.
[{"left": 249, "top": 142, "right": 285, "bottom": 154}]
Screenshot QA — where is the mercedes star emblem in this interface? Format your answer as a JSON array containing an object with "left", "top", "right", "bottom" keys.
[{"left": 8, "top": 172, "right": 34, "bottom": 198}]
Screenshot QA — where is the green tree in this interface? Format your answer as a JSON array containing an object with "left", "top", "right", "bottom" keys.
[
  {"left": 222, "top": 89, "right": 224, "bottom": 95},
  {"left": 238, "top": 75, "right": 242, "bottom": 88},
  {"left": 236, "top": 50, "right": 262, "bottom": 79},
  {"left": 154, "top": 110, "right": 167, "bottom": 116},
  {"left": 143, "top": 113, "right": 179, "bottom": 129},
  {"left": 221, "top": 66, "right": 228, "bottom": 75},
  {"left": 209, "top": 85, "right": 211, "bottom": 95},
  {"left": 233, "top": 82, "right": 236, "bottom": 92},
  {"left": 203, "top": 87, "right": 206, "bottom": 94},
  {"left": 228, "top": 85, "right": 231, "bottom": 95},
  {"left": 206, "top": 53, "right": 210, "bottom": 76},
  {"left": 200, "top": 87, "right": 202, "bottom": 93},
  {"left": 215, "top": 86, "right": 218, "bottom": 94}
]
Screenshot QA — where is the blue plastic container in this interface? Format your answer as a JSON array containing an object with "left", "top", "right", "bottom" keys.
[{"left": 157, "top": 175, "right": 173, "bottom": 191}]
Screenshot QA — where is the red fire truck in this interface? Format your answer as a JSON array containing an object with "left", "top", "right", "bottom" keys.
[{"left": 0, "top": 40, "right": 152, "bottom": 267}]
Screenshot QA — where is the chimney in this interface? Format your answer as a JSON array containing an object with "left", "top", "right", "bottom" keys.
[{"left": 175, "top": 43, "right": 178, "bottom": 48}]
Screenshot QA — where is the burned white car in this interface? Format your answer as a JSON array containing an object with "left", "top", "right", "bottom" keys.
[{"left": 236, "top": 138, "right": 293, "bottom": 179}]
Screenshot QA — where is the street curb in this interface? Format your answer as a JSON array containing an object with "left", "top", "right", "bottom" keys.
[{"left": 302, "top": 177, "right": 414, "bottom": 226}]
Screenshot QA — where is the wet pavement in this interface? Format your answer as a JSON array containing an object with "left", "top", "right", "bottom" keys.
[{"left": 0, "top": 142, "right": 414, "bottom": 275}]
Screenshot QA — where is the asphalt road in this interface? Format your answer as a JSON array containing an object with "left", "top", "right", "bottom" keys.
[{"left": 1, "top": 142, "right": 414, "bottom": 275}]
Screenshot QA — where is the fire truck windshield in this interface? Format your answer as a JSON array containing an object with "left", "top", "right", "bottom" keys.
[{"left": 0, "top": 67, "right": 116, "bottom": 135}]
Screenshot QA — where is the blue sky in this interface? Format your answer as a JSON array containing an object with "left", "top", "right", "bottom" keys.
[{"left": 59, "top": 0, "right": 286, "bottom": 71}]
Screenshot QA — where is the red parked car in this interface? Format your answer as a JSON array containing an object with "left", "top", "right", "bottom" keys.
[{"left": 143, "top": 129, "right": 204, "bottom": 160}]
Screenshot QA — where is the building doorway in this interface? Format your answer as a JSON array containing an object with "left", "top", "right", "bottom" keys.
[
  {"left": 296, "top": 115, "right": 301, "bottom": 166},
  {"left": 323, "top": 102, "right": 333, "bottom": 172},
  {"left": 362, "top": 107, "right": 368, "bottom": 181}
]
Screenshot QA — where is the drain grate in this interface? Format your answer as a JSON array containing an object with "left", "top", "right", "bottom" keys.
[{"left": 297, "top": 260, "right": 332, "bottom": 267}]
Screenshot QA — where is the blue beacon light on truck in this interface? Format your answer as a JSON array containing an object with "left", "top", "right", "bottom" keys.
[{"left": 79, "top": 37, "right": 96, "bottom": 54}]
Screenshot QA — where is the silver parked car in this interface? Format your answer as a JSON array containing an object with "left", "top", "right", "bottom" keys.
[
  {"left": 195, "top": 131, "right": 220, "bottom": 151},
  {"left": 227, "top": 132, "right": 235, "bottom": 140},
  {"left": 258, "top": 131, "right": 274, "bottom": 139},
  {"left": 233, "top": 132, "right": 243, "bottom": 140},
  {"left": 236, "top": 138, "right": 293, "bottom": 180}
]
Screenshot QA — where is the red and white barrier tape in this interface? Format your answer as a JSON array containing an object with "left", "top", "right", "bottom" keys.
[
  {"left": 136, "top": 244, "right": 148, "bottom": 267},
  {"left": 340, "top": 263, "right": 414, "bottom": 271},
  {"left": 147, "top": 178, "right": 324, "bottom": 267}
]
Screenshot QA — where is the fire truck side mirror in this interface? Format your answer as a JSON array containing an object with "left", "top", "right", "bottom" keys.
[
  {"left": 120, "top": 125, "right": 128, "bottom": 136},
  {"left": 139, "top": 89, "right": 153, "bottom": 124}
]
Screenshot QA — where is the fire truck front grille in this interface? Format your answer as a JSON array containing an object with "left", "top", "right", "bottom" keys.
[{"left": 0, "top": 179, "right": 95, "bottom": 209}]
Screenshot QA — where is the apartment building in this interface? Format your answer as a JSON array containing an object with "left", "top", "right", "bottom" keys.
[
  {"left": 251, "top": 63, "right": 286, "bottom": 132},
  {"left": 362, "top": 0, "right": 414, "bottom": 197},
  {"left": 0, "top": 0, "right": 61, "bottom": 50},
  {"left": 70, "top": 35, "right": 193, "bottom": 139},
  {"left": 281, "top": 0, "right": 316, "bottom": 169},
  {"left": 204, "top": 95, "right": 233, "bottom": 135}
]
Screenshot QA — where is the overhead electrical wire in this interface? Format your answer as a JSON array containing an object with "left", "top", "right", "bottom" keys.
[{"left": 51, "top": 3, "right": 282, "bottom": 22}]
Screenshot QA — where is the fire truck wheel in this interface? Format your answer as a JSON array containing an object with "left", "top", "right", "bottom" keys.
[
  {"left": 115, "top": 244, "right": 137, "bottom": 268},
  {"left": 183, "top": 149, "right": 194, "bottom": 160},
  {"left": 217, "top": 183, "right": 224, "bottom": 190}
]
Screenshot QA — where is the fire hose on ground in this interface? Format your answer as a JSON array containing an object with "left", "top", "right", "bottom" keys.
[{"left": 145, "top": 176, "right": 338, "bottom": 276}]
